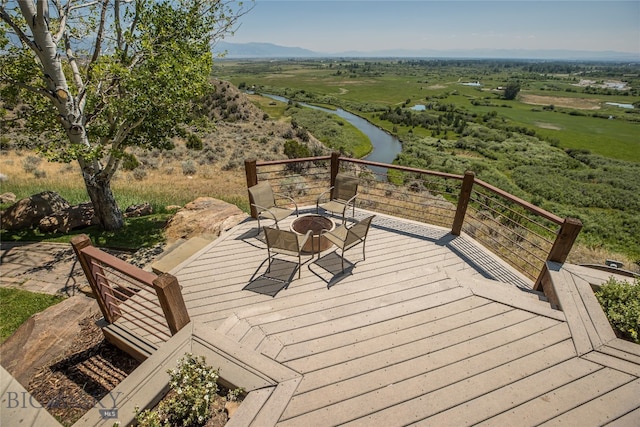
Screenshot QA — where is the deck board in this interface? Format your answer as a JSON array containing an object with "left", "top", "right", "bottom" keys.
[{"left": 166, "top": 210, "right": 639, "bottom": 426}]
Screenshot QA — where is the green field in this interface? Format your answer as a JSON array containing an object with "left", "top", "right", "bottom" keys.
[
  {"left": 216, "top": 59, "right": 640, "bottom": 263},
  {"left": 217, "top": 59, "right": 640, "bottom": 162}
]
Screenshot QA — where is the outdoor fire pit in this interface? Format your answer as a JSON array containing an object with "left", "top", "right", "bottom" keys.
[{"left": 290, "top": 214, "right": 335, "bottom": 253}]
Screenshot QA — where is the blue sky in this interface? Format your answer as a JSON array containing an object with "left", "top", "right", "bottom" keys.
[{"left": 224, "top": 0, "right": 640, "bottom": 54}]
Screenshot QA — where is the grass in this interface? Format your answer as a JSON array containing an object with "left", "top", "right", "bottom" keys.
[
  {"left": 284, "top": 102, "right": 372, "bottom": 157},
  {"left": 0, "top": 214, "right": 172, "bottom": 250},
  {"left": 474, "top": 102, "right": 640, "bottom": 162},
  {"left": 0, "top": 287, "right": 64, "bottom": 343},
  {"left": 0, "top": 150, "right": 251, "bottom": 249}
]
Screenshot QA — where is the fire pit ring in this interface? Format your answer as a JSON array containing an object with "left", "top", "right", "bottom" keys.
[{"left": 290, "top": 214, "right": 335, "bottom": 253}]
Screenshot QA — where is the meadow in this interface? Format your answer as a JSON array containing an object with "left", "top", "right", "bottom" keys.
[{"left": 216, "top": 59, "right": 640, "bottom": 264}]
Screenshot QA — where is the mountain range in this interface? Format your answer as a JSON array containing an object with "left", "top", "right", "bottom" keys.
[{"left": 214, "top": 41, "right": 639, "bottom": 62}]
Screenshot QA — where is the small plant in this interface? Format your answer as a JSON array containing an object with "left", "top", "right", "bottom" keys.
[
  {"left": 181, "top": 160, "right": 197, "bottom": 176},
  {"left": 22, "top": 155, "right": 42, "bottom": 173},
  {"left": 186, "top": 133, "right": 204, "bottom": 150},
  {"left": 226, "top": 387, "right": 244, "bottom": 402},
  {"left": 595, "top": 277, "right": 640, "bottom": 344},
  {"left": 120, "top": 152, "right": 140, "bottom": 171},
  {"left": 132, "top": 168, "right": 147, "bottom": 181},
  {"left": 136, "top": 353, "right": 220, "bottom": 427}
]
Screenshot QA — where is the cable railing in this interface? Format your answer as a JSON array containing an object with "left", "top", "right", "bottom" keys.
[
  {"left": 463, "top": 179, "right": 563, "bottom": 281},
  {"left": 246, "top": 153, "right": 582, "bottom": 287},
  {"left": 71, "top": 235, "right": 190, "bottom": 349}
]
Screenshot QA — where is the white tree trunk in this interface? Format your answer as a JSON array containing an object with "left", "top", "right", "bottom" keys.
[{"left": 17, "top": 1, "right": 124, "bottom": 230}]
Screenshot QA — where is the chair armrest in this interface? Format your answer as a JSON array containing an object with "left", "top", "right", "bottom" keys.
[
  {"left": 316, "top": 187, "right": 335, "bottom": 205},
  {"left": 345, "top": 193, "right": 358, "bottom": 205},
  {"left": 274, "top": 192, "right": 299, "bottom": 215},
  {"left": 300, "top": 229, "right": 313, "bottom": 247},
  {"left": 252, "top": 203, "right": 277, "bottom": 220},
  {"left": 321, "top": 224, "right": 347, "bottom": 238}
]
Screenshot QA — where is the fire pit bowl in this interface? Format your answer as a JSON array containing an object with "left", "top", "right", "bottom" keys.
[{"left": 290, "top": 214, "right": 335, "bottom": 253}]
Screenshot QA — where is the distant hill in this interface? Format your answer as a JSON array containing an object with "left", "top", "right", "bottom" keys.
[
  {"left": 215, "top": 41, "right": 639, "bottom": 62},
  {"left": 215, "top": 41, "right": 320, "bottom": 58}
]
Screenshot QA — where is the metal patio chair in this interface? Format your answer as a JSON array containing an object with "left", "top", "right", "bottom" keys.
[
  {"left": 316, "top": 173, "right": 359, "bottom": 224},
  {"left": 248, "top": 181, "right": 299, "bottom": 230},
  {"left": 263, "top": 226, "right": 313, "bottom": 279},
  {"left": 320, "top": 215, "right": 375, "bottom": 273}
]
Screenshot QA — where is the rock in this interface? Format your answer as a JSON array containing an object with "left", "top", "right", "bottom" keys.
[
  {"left": 0, "top": 294, "right": 99, "bottom": 387},
  {"left": 225, "top": 400, "right": 241, "bottom": 418},
  {"left": 0, "top": 191, "right": 70, "bottom": 231},
  {"left": 38, "top": 202, "right": 98, "bottom": 233},
  {"left": 0, "top": 192, "right": 16, "bottom": 204},
  {"left": 124, "top": 202, "right": 153, "bottom": 218},
  {"left": 164, "top": 197, "right": 248, "bottom": 243}
]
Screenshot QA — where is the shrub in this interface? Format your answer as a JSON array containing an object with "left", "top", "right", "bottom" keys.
[
  {"left": 121, "top": 152, "right": 140, "bottom": 171},
  {"left": 135, "top": 353, "right": 219, "bottom": 427},
  {"left": 22, "top": 155, "right": 42, "bottom": 173},
  {"left": 132, "top": 168, "right": 147, "bottom": 181},
  {"left": 186, "top": 133, "right": 204, "bottom": 150},
  {"left": 595, "top": 277, "right": 640, "bottom": 344},
  {"left": 181, "top": 160, "right": 197, "bottom": 176}
]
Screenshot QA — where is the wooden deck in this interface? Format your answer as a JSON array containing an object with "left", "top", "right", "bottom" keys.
[{"left": 168, "top": 208, "right": 640, "bottom": 426}]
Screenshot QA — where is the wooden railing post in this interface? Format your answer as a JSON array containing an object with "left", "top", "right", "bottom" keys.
[
  {"left": 70, "top": 234, "right": 119, "bottom": 323},
  {"left": 534, "top": 217, "right": 582, "bottom": 290},
  {"left": 330, "top": 152, "right": 340, "bottom": 179},
  {"left": 451, "top": 171, "right": 475, "bottom": 236},
  {"left": 245, "top": 159, "right": 258, "bottom": 218},
  {"left": 153, "top": 273, "right": 190, "bottom": 335}
]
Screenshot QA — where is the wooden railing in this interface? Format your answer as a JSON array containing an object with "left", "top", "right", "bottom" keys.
[
  {"left": 245, "top": 153, "right": 582, "bottom": 287},
  {"left": 71, "top": 235, "right": 190, "bottom": 352}
]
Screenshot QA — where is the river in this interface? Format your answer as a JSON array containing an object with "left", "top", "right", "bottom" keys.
[{"left": 261, "top": 94, "right": 402, "bottom": 177}]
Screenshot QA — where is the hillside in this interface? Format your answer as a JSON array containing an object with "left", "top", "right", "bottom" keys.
[{"left": 0, "top": 79, "right": 330, "bottom": 210}]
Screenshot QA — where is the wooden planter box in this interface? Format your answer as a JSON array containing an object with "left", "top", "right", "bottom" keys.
[
  {"left": 537, "top": 262, "right": 640, "bottom": 356},
  {"left": 73, "top": 323, "right": 302, "bottom": 427}
]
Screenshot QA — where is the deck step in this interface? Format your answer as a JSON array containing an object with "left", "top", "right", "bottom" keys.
[
  {"left": 99, "top": 320, "right": 159, "bottom": 362},
  {"left": 151, "top": 236, "right": 214, "bottom": 274}
]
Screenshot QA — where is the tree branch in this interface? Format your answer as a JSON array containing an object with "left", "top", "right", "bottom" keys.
[
  {"left": 64, "top": 33, "right": 84, "bottom": 91},
  {"left": 0, "top": 7, "right": 39, "bottom": 53},
  {"left": 51, "top": 1, "right": 70, "bottom": 44},
  {"left": 79, "top": 0, "right": 109, "bottom": 106},
  {"left": 122, "top": 1, "right": 141, "bottom": 60},
  {"left": 91, "top": 0, "right": 108, "bottom": 65},
  {"left": 103, "top": 116, "right": 146, "bottom": 179},
  {"left": 115, "top": 0, "right": 123, "bottom": 50},
  {"left": 0, "top": 75, "right": 57, "bottom": 103},
  {"left": 69, "top": 1, "right": 102, "bottom": 12}
]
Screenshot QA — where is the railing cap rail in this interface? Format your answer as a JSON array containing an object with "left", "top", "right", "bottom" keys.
[
  {"left": 81, "top": 245, "right": 157, "bottom": 285},
  {"left": 255, "top": 155, "right": 332, "bottom": 167},
  {"left": 473, "top": 178, "right": 564, "bottom": 225}
]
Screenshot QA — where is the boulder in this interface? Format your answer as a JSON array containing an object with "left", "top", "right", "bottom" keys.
[
  {"left": 38, "top": 202, "right": 98, "bottom": 233},
  {"left": 164, "top": 197, "right": 248, "bottom": 243},
  {"left": 0, "top": 191, "right": 70, "bottom": 231},
  {"left": 0, "top": 192, "right": 16, "bottom": 204},
  {"left": 0, "top": 294, "right": 99, "bottom": 387},
  {"left": 124, "top": 202, "right": 153, "bottom": 218}
]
